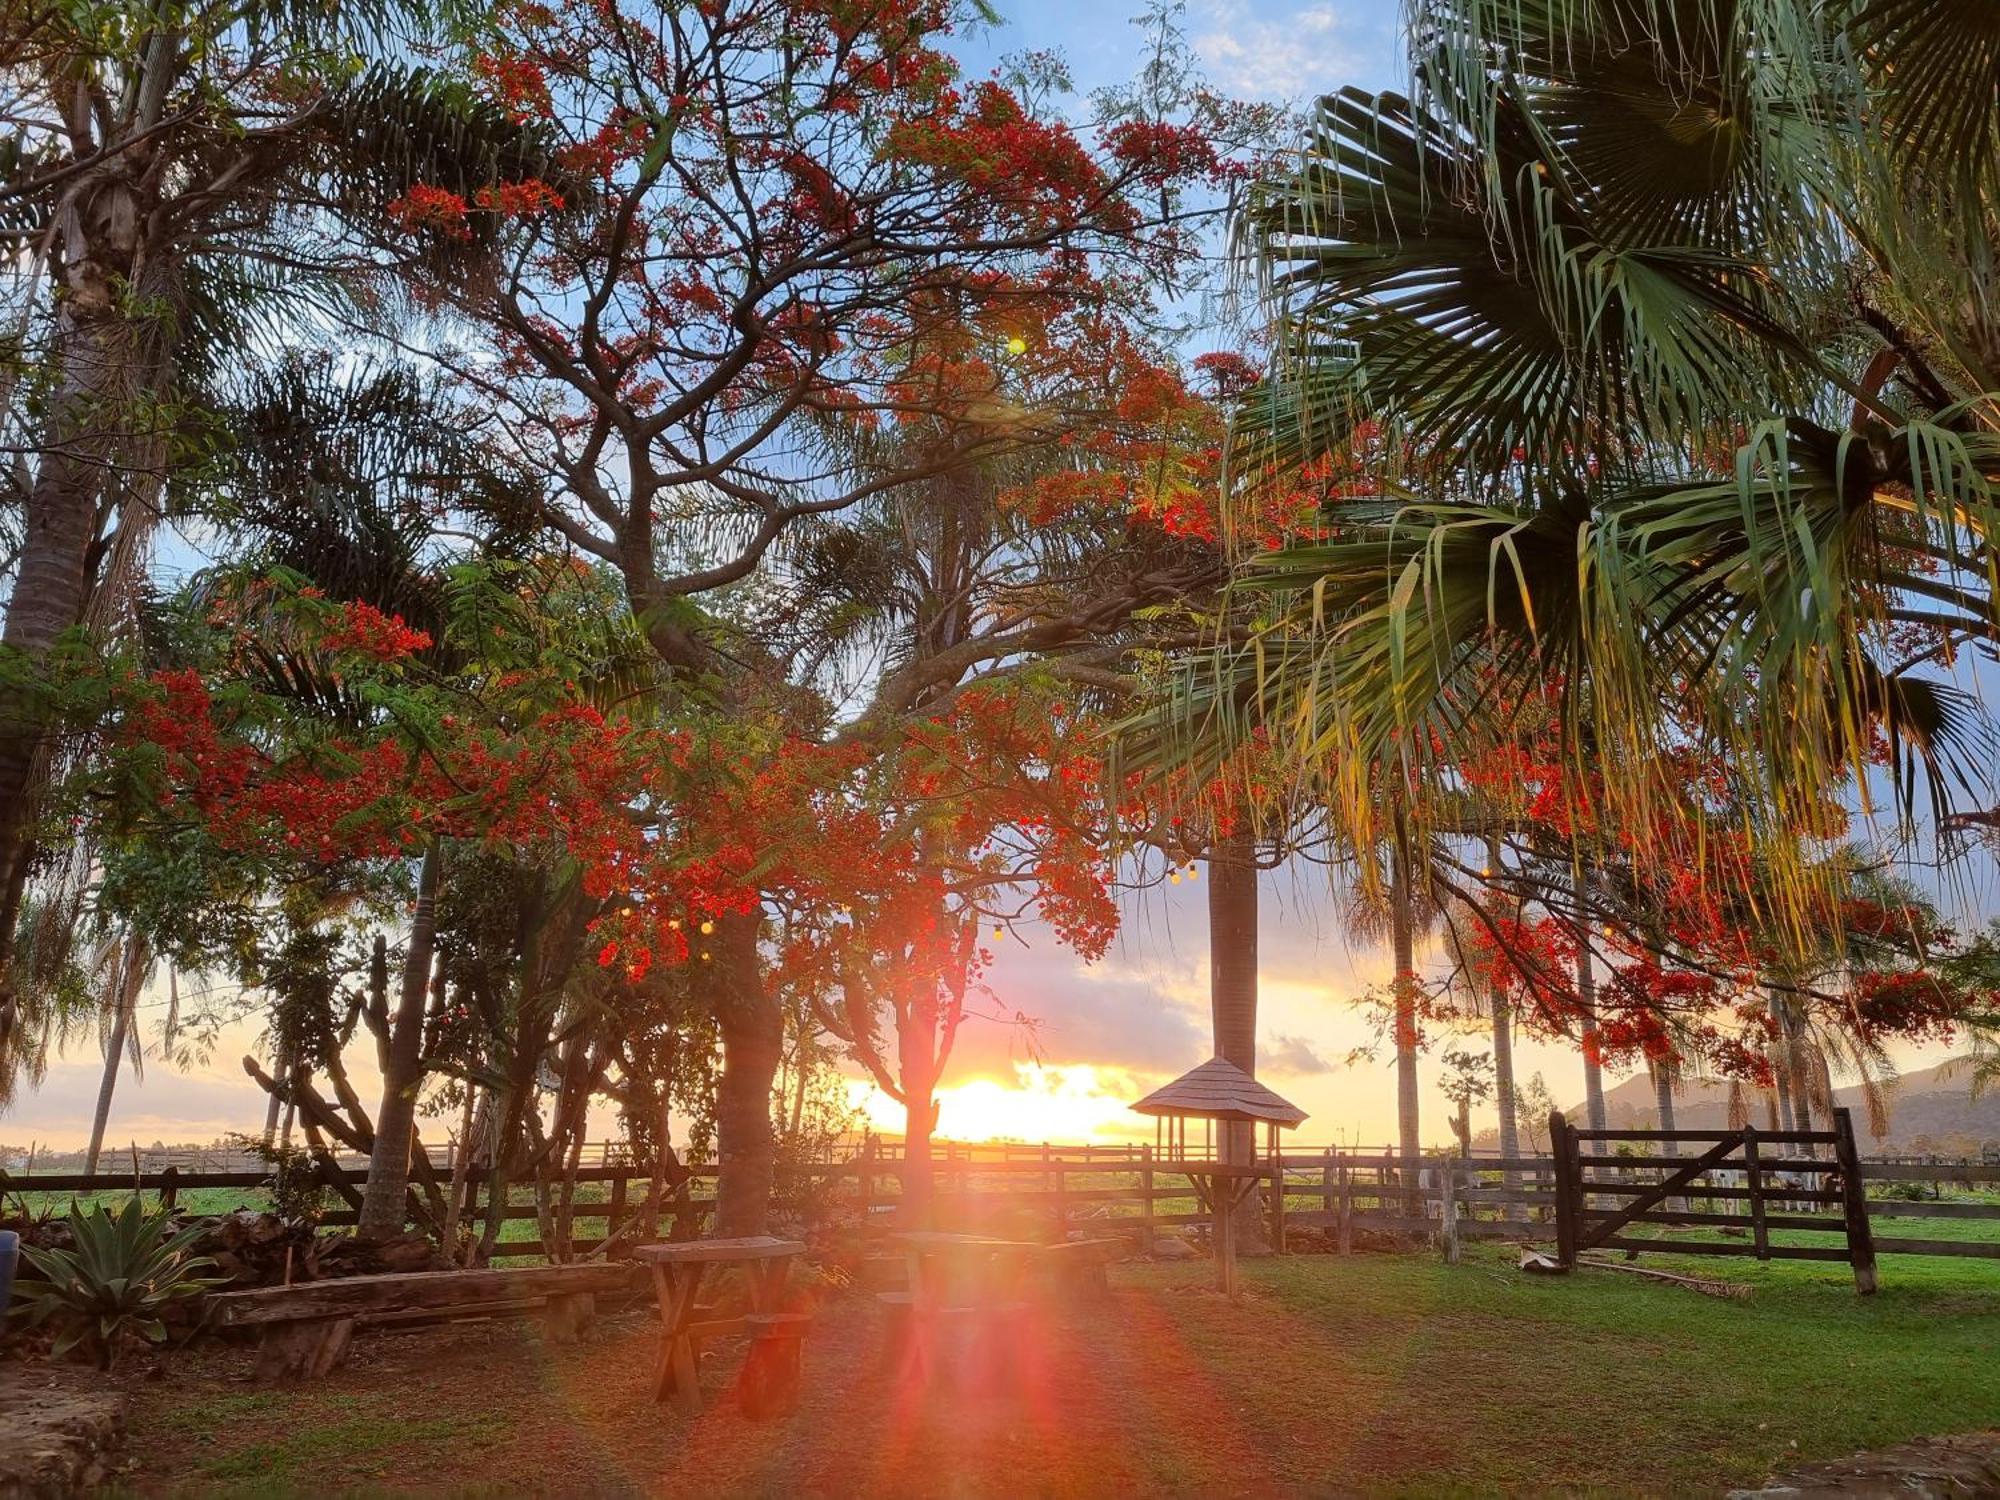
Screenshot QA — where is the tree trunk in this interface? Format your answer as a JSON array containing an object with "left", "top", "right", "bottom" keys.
[
  {"left": 262, "top": 1048, "right": 284, "bottom": 1149},
  {"left": 84, "top": 938, "right": 146, "bottom": 1176},
  {"left": 1491, "top": 992, "right": 1523, "bottom": 1217},
  {"left": 357, "top": 844, "right": 441, "bottom": 1240},
  {"left": 712, "top": 909, "right": 782, "bottom": 1236},
  {"left": 1776, "top": 997, "right": 1815, "bottom": 1134},
  {"left": 1390, "top": 835, "right": 1421, "bottom": 1211},
  {"left": 1652, "top": 1060, "right": 1682, "bottom": 1212},
  {"left": 441, "top": 1076, "right": 479, "bottom": 1255},
  {"left": 896, "top": 984, "right": 941, "bottom": 1228},
  {"left": 1576, "top": 940, "right": 1607, "bottom": 1133},
  {"left": 1653, "top": 1062, "right": 1678, "bottom": 1138},
  {"left": 1207, "top": 828, "right": 1267, "bottom": 1252},
  {"left": 0, "top": 195, "right": 163, "bottom": 999}
]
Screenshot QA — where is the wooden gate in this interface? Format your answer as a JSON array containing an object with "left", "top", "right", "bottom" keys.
[{"left": 1549, "top": 1107, "right": 1877, "bottom": 1294}]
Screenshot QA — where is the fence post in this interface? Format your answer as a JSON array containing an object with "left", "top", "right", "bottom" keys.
[
  {"left": 1139, "top": 1145, "right": 1156, "bottom": 1256},
  {"left": 609, "top": 1172, "right": 629, "bottom": 1243},
  {"left": 1832, "top": 1107, "right": 1878, "bottom": 1295},
  {"left": 0, "top": 1229, "right": 16, "bottom": 1327},
  {"left": 1550, "top": 1111, "right": 1578, "bottom": 1268},
  {"left": 858, "top": 1135, "right": 876, "bottom": 1225},
  {"left": 1741, "top": 1123, "right": 1769, "bottom": 1260},
  {"left": 160, "top": 1164, "right": 179, "bottom": 1215},
  {"left": 1438, "top": 1156, "right": 1460, "bottom": 1265},
  {"left": 1271, "top": 1148, "right": 1287, "bottom": 1255},
  {"left": 1336, "top": 1155, "right": 1352, "bottom": 1256},
  {"left": 1053, "top": 1154, "right": 1068, "bottom": 1241}
]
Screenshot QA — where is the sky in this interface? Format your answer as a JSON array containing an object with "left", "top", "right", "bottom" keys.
[{"left": 0, "top": 0, "right": 1982, "bottom": 1156}]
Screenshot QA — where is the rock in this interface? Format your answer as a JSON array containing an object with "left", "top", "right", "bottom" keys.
[
  {"left": 0, "top": 1368, "right": 125, "bottom": 1498},
  {"left": 1151, "top": 1234, "right": 1199, "bottom": 1261},
  {"left": 315, "top": 1230, "right": 449, "bottom": 1278},
  {"left": 186, "top": 1212, "right": 319, "bottom": 1289},
  {"left": 1729, "top": 1432, "right": 2000, "bottom": 1498}
]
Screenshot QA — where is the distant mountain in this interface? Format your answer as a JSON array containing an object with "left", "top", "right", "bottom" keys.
[{"left": 1575, "top": 1060, "right": 2000, "bottom": 1155}]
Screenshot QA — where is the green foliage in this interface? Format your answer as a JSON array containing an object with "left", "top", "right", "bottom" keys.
[
  {"left": 1149, "top": 0, "right": 2000, "bottom": 955},
  {"left": 12, "top": 1198, "right": 218, "bottom": 1369},
  {"left": 226, "top": 1134, "right": 330, "bottom": 1227}
]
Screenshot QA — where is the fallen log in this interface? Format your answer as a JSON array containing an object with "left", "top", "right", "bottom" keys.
[{"left": 1576, "top": 1254, "right": 1752, "bottom": 1300}]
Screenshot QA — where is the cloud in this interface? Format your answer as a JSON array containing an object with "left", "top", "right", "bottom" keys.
[
  {"left": 1190, "top": 1, "right": 1398, "bottom": 102},
  {"left": 1264, "top": 1033, "right": 1335, "bottom": 1076},
  {"left": 945, "top": 938, "right": 1210, "bottom": 1080}
]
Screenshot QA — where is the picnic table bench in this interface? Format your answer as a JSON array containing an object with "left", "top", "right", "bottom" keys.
[
  {"left": 880, "top": 1231, "right": 1039, "bottom": 1387},
  {"left": 634, "top": 1236, "right": 808, "bottom": 1418},
  {"left": 1035, "top": 1236, "right": 1130, "bottom": 1298},
  {"left": 208, "top": 1261, "right": 644, "bottom": 1383}
]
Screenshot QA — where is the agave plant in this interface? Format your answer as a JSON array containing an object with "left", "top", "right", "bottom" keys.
[{"left": 12, "top": 1198, "right": 219, "bottom": 1369}]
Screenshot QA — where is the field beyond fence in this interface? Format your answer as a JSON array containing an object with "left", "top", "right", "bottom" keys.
[{"left": 7, "top": 1136, "right": 2000, "bottom": 1269}]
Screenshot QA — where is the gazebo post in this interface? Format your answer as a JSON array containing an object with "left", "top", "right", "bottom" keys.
[
  {"left": 1269, "top": 1120, "right": 1286, "bottom": 1255},
  {"left": 1215, "top": 1175, "right": 1236, "bottom": 1296}
]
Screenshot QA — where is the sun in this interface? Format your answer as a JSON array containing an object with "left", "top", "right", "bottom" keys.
[{"left": 848, "top": 1063, "right": 1148, "bottom": 1144}]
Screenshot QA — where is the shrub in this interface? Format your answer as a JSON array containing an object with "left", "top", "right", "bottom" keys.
[{"left": 11, "top": 1197, "right": 219, "bottom": 1368}]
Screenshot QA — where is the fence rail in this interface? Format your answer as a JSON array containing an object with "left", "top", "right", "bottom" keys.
[{"left": 6, "top": 1135, "right": 1999, "bottom": 1270}]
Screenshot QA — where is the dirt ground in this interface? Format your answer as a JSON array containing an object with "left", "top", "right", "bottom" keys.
[{"left": 114, "top": 1274, "right": 1277, "bottom": 1499}]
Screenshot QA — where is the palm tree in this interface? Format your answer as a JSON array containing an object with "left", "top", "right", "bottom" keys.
[
  {"left": 1210, "top": 0, "right": 2000, "bottom": 948},
  {"left": 1572, "top": 901, "right": 1609, "bottom": 1135},
  {"left": 1388, "top": 826, "right": 1424, "bottom": 1206},
  {"left": 1651, "top": 1059, "right": 1679, "bottom": 1138},
  {"left": 1207, "top": 828, "right": 1270, "bottom": 1251},
  {"left": 1444, "top": 846, "right": 1523, "bottom": 1208},
  {"left": 83, "top": 932, "right": 151, "bottom": 1178}
]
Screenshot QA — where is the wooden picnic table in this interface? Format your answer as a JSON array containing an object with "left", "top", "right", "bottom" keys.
[
  {"left": 887, "top": 1231, "right": 1038, "bottom": 1307},
  {"left": 633, "top": 1236, "right": 805, "bottom": 1415},
  {"left": 879, "top": 1232, "right": 1040, "bottom": 1387}
]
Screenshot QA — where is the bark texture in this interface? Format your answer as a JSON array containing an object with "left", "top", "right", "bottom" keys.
[
  {"left": 1208, "top": 829, "right": 1268, "bottom": 1252},
  {"left": 712, "top": 910, "right": 782, "bottom": 1236},
  {"left": 358, "top": 846, "right": 441, "bottom": 1239}
]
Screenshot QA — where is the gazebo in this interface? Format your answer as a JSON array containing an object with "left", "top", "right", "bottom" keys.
[{"left": 1132, "top": 1057, "right": 1308, "bottom": 1296}]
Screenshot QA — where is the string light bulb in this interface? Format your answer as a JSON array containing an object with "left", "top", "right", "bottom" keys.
[
  {"left": 700, "top": 951, "right": 711, "bottom": 962},
  {"left": 700, "top": 919, "right": 715, "bottom": 936},
  {"left": 1005, "top": 335, "right": 1028, "bottom": 355},
  {"left": 1185, "top": 864, "right": 1198, "bottom": 880},
  {"left": 1169, "top": 871, "right": 1181, "bottom": 884}
]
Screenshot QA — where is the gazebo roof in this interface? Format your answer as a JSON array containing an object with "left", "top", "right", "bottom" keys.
[{"left": 1130, "top": 1056, "right": 1308, "bottom": 1127}]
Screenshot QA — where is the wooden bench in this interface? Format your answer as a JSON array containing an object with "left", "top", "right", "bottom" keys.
[
  {"left": 208, "top": 1262, "right": 644, "bottom": 1383},
  {"left": 737, "top": 1310, "right": 813, "bottom": 1419},
  {"left": 1035, "top": 1237, "right": 1131, "bottom": 1299}
]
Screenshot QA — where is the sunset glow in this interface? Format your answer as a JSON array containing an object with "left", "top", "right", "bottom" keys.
[{"left": 849, "top": 1063, "right": 1151, "bottom": 1144}]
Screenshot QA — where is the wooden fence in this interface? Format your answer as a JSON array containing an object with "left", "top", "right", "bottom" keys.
[
  {"left": 6, "top": 1132, "right": 1999, "bottom": 1270},
  {"left": 1550, "top": 1109, "right": 1880, "bottom": 1290}
]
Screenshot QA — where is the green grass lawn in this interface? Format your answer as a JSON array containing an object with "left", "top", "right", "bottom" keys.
[{"left": 1218, "top": 1244, "right": 2000, "bottom": 1494}]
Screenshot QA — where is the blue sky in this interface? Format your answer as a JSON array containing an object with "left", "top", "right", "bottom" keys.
[{"left": 962, "top": 0, "right": 1404, "bottom": 101}]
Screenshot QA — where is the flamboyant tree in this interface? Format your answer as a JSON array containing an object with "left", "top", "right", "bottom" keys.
[
  {"left": 358, "top": 0, "right": 1266, "bottom": 1231},
  {"left": 1445, "top": 727, "right": 1988, "bottom": 1132},
  {"left": 92, "top": 565, "right": 709, "bottom": 1237}
]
